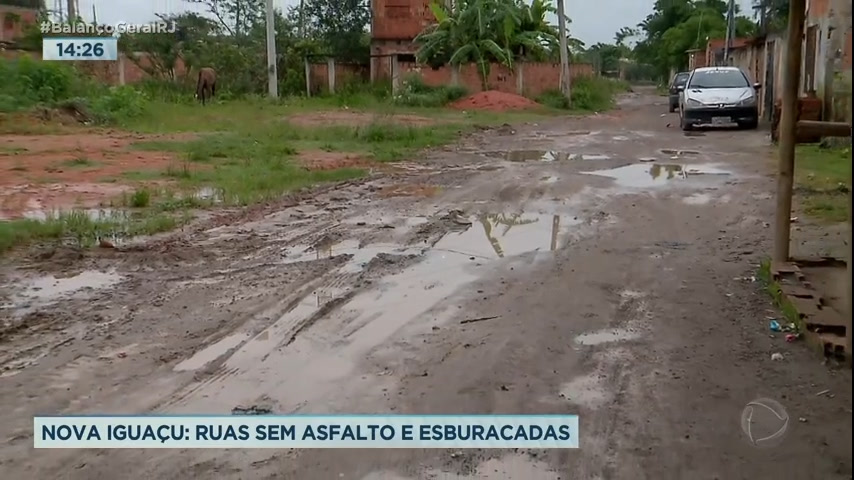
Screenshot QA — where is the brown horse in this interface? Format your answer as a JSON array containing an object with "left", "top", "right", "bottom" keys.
[{"left": 195, "top": 67, "right": 216, "bottom": 105}]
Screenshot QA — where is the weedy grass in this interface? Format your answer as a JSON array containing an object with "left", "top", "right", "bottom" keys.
[
  {"left": 0, "top": 210, "right": 181, "bottom": 254},
  {"left": 794, "top": 145, "right": 851, "bottom": 223}
]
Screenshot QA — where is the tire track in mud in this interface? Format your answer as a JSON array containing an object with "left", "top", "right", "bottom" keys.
[{"left": 154, "top": 213, "right": 465, "bottom": 413}]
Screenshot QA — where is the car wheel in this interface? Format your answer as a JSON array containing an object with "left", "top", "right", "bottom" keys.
[
  {"left": 739, "top": 118, "right": 759, "bottom": 130},
  {"left": 680, "top": 109, "right": 692, "bottom": 131}
]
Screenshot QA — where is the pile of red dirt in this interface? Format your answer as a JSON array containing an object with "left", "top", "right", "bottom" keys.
[{"left": 449, "top": 90, "right": 541, "bottom": 111}]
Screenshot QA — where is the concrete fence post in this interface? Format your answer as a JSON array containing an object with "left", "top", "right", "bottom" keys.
[
  {"left": 516, "top": 62, "right": 524, "bottom": 95},
  {"left": 304, "top": 57, "right": 311, "bottom": 97},
  {"left": 451, "top": 64, "right": 460, "bottom": 86},
  {"left": 391, "top": 54, "right": 401, "bottom": 95},
  {"left": 327, "top": 58, "right": 336, "bottom": 94}
]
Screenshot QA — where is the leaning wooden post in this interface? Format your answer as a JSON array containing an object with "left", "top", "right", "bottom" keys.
[{"left": 773, "top": 0, "right": 806, "bottom": 263}]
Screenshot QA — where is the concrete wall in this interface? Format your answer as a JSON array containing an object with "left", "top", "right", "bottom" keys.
[{"left": 804, "top": 0, "right": 852, "bottom": 121}]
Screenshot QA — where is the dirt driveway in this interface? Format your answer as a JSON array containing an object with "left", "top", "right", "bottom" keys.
[{"left": 0, "top": 89, "right": 851, "bottom": 479}]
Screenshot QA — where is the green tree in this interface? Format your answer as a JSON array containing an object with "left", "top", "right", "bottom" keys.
[
  {"left": 415, "top": 0, "right": 511, "bottom": 90},
  {"left": 415, "top": 0, "right": 560, "bottom": 90},
  {"left": 185, "top": 0, "right": 264, "bottom": 40},
  {"left": 119, "top": 13, "right": 217, "bottom": 80},
  {"left": 632, "top": 0, "right": 758, "bottom": 80},
  {"left": 300, "top": 0, "right": 370, "bottom": 61}
]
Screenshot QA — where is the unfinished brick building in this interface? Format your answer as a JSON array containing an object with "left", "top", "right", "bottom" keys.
[{"left": 370, "top": 0, "right": 435, "bottom": 80}]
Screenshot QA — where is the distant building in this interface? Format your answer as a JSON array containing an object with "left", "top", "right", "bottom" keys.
[
  {"left": 0, "top": 1, "right": 39, "bottom": 45},
  {"left": 370, "top": 0, "right": 436, "bottom": 79}
]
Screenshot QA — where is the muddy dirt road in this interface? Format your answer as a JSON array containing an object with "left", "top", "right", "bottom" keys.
[{"left": 1, "top": 89, "right": 851, "bottom": 479}]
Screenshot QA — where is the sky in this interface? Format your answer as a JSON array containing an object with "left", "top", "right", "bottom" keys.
[{"left": 70, "top": 0, "right": 759, "bottom": 47}]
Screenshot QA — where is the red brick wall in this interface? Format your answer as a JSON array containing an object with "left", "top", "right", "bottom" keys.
[
  {"left": 807, "top": 0, "right": 830, "bottom": 18},
  {"left": 0, "top": 5, "right": 37, "bottom": 43},
  {"left": 372, "top": 0, "right": 433, "bottom": 40},
  {"left": 0, "top": 49, "right": 187, "bottom": 85},
  {"left": 310, "top": 59, "right": 594, "bottom": 97},
  {"left": 398, "top": 62, "right": 594, "bottom": 96},
  {"left": 307, "top": 62, "right": 370, "bottom": 94}
]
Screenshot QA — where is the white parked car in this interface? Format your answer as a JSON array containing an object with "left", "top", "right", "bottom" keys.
[{"left": 677, "top": 66, "right": 761, "bottom": 131}]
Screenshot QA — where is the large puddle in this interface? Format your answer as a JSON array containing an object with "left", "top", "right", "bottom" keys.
[
  {"left": 581, "top": 163, "right": 731, "bottom": 188},
  {"left": 3, "top": 269, "right": 124, "bottom": 313},
  {"left": 171, "top": 209, "right": 583, "bottom": 401}
]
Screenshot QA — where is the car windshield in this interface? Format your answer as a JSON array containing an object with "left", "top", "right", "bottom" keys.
[
  {"left": 673, "top": 74, "right": 689, "bottom": 86},
  {"left": 688, "top": 70, "right": 749, "bottom": 88}
]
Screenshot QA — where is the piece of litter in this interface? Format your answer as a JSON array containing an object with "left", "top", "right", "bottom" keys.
[
  {"left": 798, "top": 417, "right": 807, "bottom": 423},
  {"left": 460, "top": 315, "right": 500, "bottom": 325},
  {"left": 815, "top": 389, "right": 830, "bottom": 397},
  {"left": 771, "top": 352, "right": 784, "bottom": 361},
  {"left": 232, "top": 405, "right": 273, "bottom": 415},
  {"left": 770, "top": 320, "right": 782, "bottom": 332}
]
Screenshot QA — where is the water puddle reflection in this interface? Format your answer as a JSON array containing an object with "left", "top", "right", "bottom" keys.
[
  {"left": 499, "top": 151, "right": 611, "bottom": 162},
  {"left": 436, "top": 212, "right": 580, "bottom": 259},
  {"left": 283, "top": 239, "right": 423, "bottom": 273},
  {"left": 17, "top": 270, "right": 122, "bottom": 301},
  {"left": 19, "top": 208, "right": 126, "bottom": 222},
  {"left": 174, "top": 332, "right": 252, "bottom": 371},
  {"left": 582, "top": 163, "right": 731, "bottom": 188},
  {"left": 4, "top": 269, "right": 124, "bottom": 312},
  {"left": 574, "top": 328, "right": 641, "bottom": 346}
]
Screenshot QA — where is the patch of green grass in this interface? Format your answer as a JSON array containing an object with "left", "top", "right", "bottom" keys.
[
  {"left": 534, "top": 78, "right": 632, "bottom": 111},
  {"left": 0, "top": 209, "right": 182, "bottom": 255},
  {"left": 127, "top": 188, "right": 151, "bottom": 208},
  {"left": 795, "top": 145, "right": 851, "bottom": 222},
  {"left": 757, "top": 258, "right": 803, "bottom": 329},
  {"left": 121, "top": 170, "right": 164, "bottom": 182},
  {"left": 0, "top": 146, "right": 27, "bottom": 154},
  {"left": 61, "top": 156, "right": 98, "bottom": 168}
]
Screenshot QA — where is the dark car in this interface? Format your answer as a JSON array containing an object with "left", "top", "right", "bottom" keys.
[{"left": 668, "top": 72, "right": 690, "bottom": 112}]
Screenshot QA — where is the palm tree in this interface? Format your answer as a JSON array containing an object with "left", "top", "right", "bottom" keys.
[
  {"left": 511, "top": 0, "right": 559, "bottom": 61},
  {"left": 479, "top": 213, "right": 539, "bottom": 258},
  {"left": 416, "top": 0, "right": 511, "bottom": 90}
]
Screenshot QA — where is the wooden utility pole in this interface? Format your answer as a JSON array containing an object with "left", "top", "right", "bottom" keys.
[
  {"left": 66, "top": 0, "right": 75, "bottom": 22},
  {"left": 556, "top": 0, "right": 571, "bottom": 104},
  {"left": 723, "top": 0, "right": 734, "bottom": 64},
  {"left": 264, "top": 0, "right": 278, "bottom": 98},
  {"left": 299, "top": 0, "right": 305, "bottom": 39},
  {"left": 848, "top": 161, "right": 852, "bottom": 365},
  {"left": 773, "top": 0, "right": 806, "bottom": 263}
]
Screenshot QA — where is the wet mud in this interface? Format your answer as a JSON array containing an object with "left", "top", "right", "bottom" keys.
[{"left": 0, "top": 88, "right": 850, "bottom": 480}]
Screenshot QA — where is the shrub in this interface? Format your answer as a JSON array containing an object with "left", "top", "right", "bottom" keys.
[
  {"left": 569, "top": 76, "right": 631, "bottom": 111},
  {"left": 89, "top": 86, "right": 149, "bottom": 124},
  {"left": 535, "top": 89, "right": 570, "bottom": 109},
  {"left": 393, "top": 74, "right": 468, "bottom": 107},
  {"left": 0, "top": 57, "right": 149, "bottom": 124},
  {"left": 0, "top": 56, "right": 78, "bottom": 111}
]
